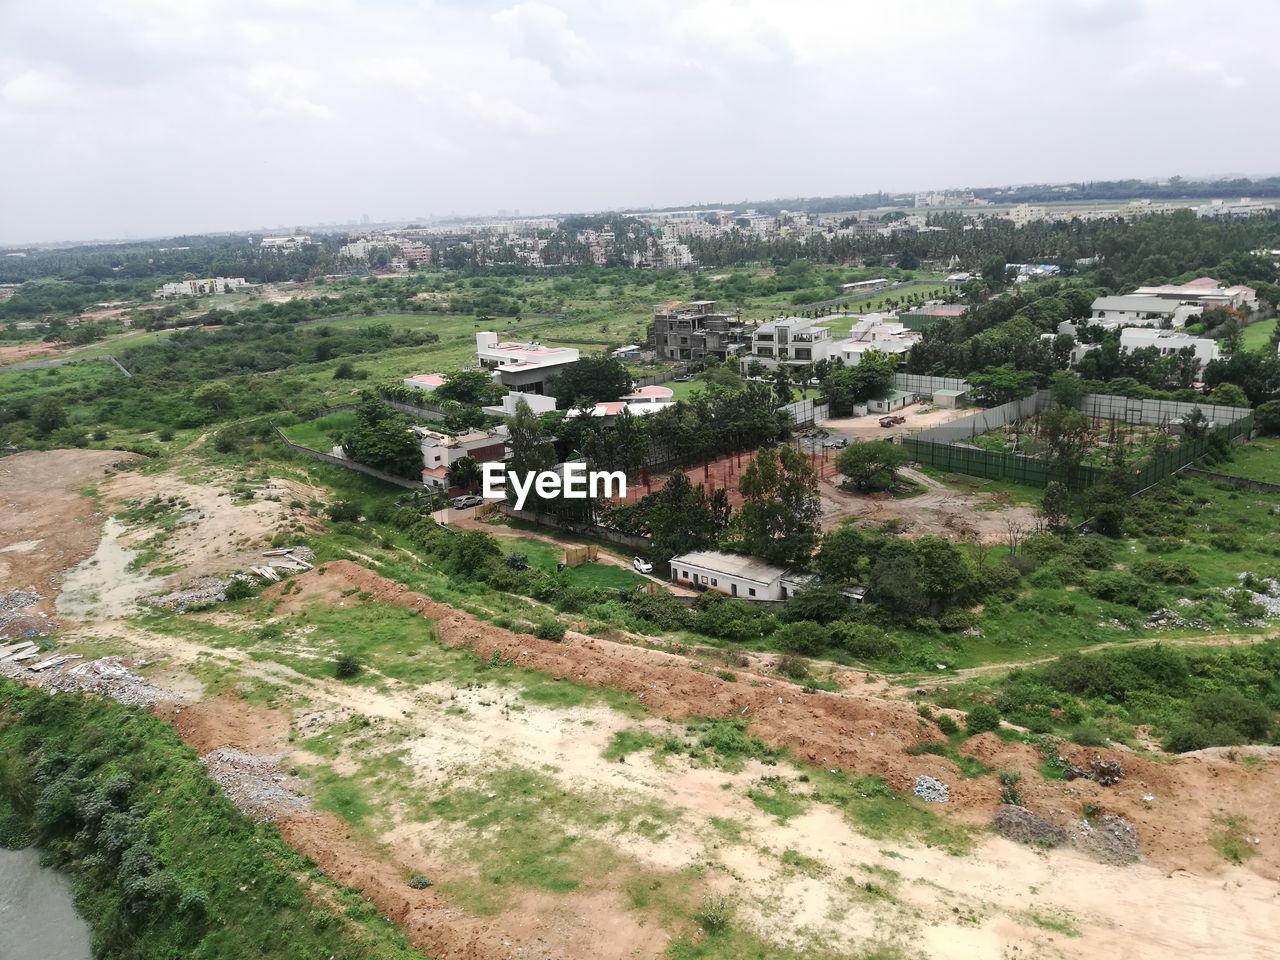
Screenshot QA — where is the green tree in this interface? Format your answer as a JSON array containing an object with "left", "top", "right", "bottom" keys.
[
  {"left": 446, "top": 455, "right": 482, "bottom": 492},
  {"left": 547, "top": 356, "right": 633, "bottom": 406},
  {"left": 434, "top": 370, "right": 504, "bottom": 405},
  {"left": 815, "top": 525, "right": 881, "bottom": 584},
  {"left": 730, "top": 446, "right": 821, "bottom": 567},
  {"left": 342, "top": 398, "right": 422, "bottom": 478},
  {"left": 823, "top": 352, "right": 896, "bottom": 415},
  {"left": 192, "top": 382, "right": 234, "bottom": 416},
  {"left": 772, "top": 365, "right": 794, "bottom": 405},
  {"left": 30, "top": 396, "right": 68, "bottom": 435},
  {"left": 835, "top": 440, "right": 909, "bottom": 492}
]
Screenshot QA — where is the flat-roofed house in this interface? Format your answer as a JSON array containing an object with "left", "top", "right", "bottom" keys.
[
  {"left": 669, "top": 550, "right": 811, "bottom": 601},
  {"left": 475, "top": 332, "right": 579, "bottom": 395}
]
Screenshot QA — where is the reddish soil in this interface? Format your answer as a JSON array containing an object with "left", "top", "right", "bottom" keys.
[
  {"left": 154, "top": 696, "right": 291, "bottom": 754},
  {"left": 269, "top": 560, "right": 1280, "bottom": 881},
  {"left": 618, "top": 448, "right": 836, "bottom": 509},
  {"left": 0, "top": 342, "right": 63, "bottom": 365}
]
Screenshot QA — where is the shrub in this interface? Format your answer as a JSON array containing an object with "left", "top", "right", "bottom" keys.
[
  {"left": 327, "top": 500, "right": 361, "bottom": 523},
  {"left": 533, "top": 619, "right": 567, "bottom": 642},
  {"left": 694, "top": 894, "right": 734, "bottom": 934},
  {"left": 938, "top": 609, "right": 977, "bottom": 632},
  {"left": 334, "top": 654, "right": 362, "bottom": 679},
  {"left": 776, "top": 654, "right": 811, "bottom": 682},
  {"left": 223, "top": 578, "right": 257, "bottom": 601},
  {"left": 1132, "top": 557, "right": 1198, "bottom": 585},
  {"left": 504, "top": 552, "right": 529, "bottom": 571},
  {"left": 779, "top": 585, "right": 854, "bottom": 624},
  {"left": 1084, "top": 571, "right": 1161, "bottom": 611},
  {"left": 998, "top": 769, "right": 1022, "bottom": 805},
  {"left": 936, "top": 714, "right": 959, "bottom": 736},
  {"left": 828, "top": 622, "right": 899, "bottom": 660},
  {"left": 407, "top": 874, "right": 432, "bottom": 889},
  {"left": 1070, "top": 536, "right": 1116, "bottom": 570},
  {"left": 965, "top": 703, "right": 1002, "bottom": 734},
  {"left": 773, "top": 621, "right": 830, "bottom": 656}
]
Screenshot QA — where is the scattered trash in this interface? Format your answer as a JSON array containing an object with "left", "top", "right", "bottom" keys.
[
  {"left": 914, "top": 774, "right": 949, "bottom": 803},
  {"left": 0, "top": 655, "right": 169, "bottom": 708},
  {"left": 992, "top": 804, "right": 1067, "bottom": 848},
  {"left": 144, "top": 577, "right": 231, "bottom": 610},
  {"left": 1065, "top": 756, "right": 1125, "bottom": 787}
]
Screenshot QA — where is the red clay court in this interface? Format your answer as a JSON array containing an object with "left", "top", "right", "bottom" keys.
[{"left": 616, "top": 446, "right": 840, "bottom": 508}]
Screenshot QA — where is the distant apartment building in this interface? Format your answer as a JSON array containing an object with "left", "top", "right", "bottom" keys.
[
  {"left": 399, "top": 243, "right": 432, "bottom": 263},
  {"left": 259, "top": 235, "right": 312, "bottom": 251},
  {"left": 1193, "top": 198, "right": 1278, "bottom": 219},
  {"left": 1006, "top": 204, "right": 1048, "bottom": 227},
  {"left": 154, "top": 277, "right": 250, "bottom": 298},
  {"left": 1119, "top": 328, "right": 1219, "bottom": 370},
  {"left": 649, "top": 300, "right": 748, "bottom": 362},
  {"left": 745, "top": 316, "right": 835, "bottom": 371},
  {"left": 475, "top": 331, "right": 580, "bottom": 395}
]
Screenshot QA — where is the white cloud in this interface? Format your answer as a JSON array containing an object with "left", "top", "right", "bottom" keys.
[{"left": 0, "top": 0, "right": 1276, "bottom": 242}]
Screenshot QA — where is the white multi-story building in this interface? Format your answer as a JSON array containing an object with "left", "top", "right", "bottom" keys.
[
  {"left": 834, "top": 316, "right": 919, "bottom": 366},
  {"left": 475, "top": 332, "right": 580, "bottom": 396},
  {"left": 744, "top": 316, "right": 835, "bottom": 371},
  {"left": 1131, "top": 277, "right": 1257, "bottom": 310},
  {"left": 154, "top": 277, "right": 250, "bottom": 298},
  {"left": 1089, "top": 295, "right": 1202, "bottom": 330},
  {"left": 1119, "top": 328, "right": 1220, "bottom": 370},
  {"left": 259, "top": 235, "right": 312, "bottom": 251}
]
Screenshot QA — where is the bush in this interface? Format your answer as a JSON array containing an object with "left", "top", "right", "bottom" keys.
[
  {"left": 773, "top": 621, "right": 830, "bottom": 656},
  {"left": 1070, "top": 536, "right": 1116, "bottom": 570},
  {"left": 937, "top": 609, "right": 977, "bottom": 632},
  {"left": 779, "top": 585, "right": 854, "bottom": 625},
  {"left": 936, "top": 714, "right": 959, "bottom": 736},
  {"left": 1084, "top": 571, "right": 1161, "bottom": 611},
  {"left": 223, "top": 578, "right": 257, "bottom": 601},
  {"left": 534, "top": 620, "right": 566, "bottom": 642},
  {"left": 776, "top": 654, "right": 811, "bottom": 682},
  {"left": 828, "top": 622, "right": 899, "bottom": 660},
  {"left": 334, "top": 654, "right": 362, "bottom": 679},
  {"left": 407, "top": 874, "right": 432, "bottom": 889},
  {"left": 998, "top": 769, "right": 1022, "bottom": 805},
  {"left": 327, "top": 500, "right": 361, "bottom": 523},
  {"left": 1132, "top": 557, "right": 1198, "bottom": 585},
  {"left": 1255, "top": 400, "right": 1280, "bottom": 436},
  {"left": 965, "top": 703, "right": 1002, "bottom": 734},
  {"left": 504, "top": 552, "right": 529, "bottom": 571}
]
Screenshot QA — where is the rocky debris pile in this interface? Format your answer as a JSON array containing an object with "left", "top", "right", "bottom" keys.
[
  {"left": 1144, "top": 608, "right": 1210, "bottom": 631},
  {"left": 203, "top": 748, "right": 309, "bottom": 821},
  {"left": 1235, "top": 575, "right": 1280, "bottom": 620},
  {"left": 992, "top": 805, "right": 1067, "bottom": 848},
  {"left": 914, "top": 774, "right": 949, "bottom": 803},
  {"left": 0, "top": 589, "right": 40, "bottom": 613},
  {"left": 1065, "top": 756, "right": 1125, "bottom": 786},
  {"left": 17, "top": 656, "right": 170, "bottom": 708},
  {"left": 144, "top": 577, "right": 229, "bottom": 611},
  {"left": 1070, "top": 813, "right": 1140, "bottom": 865}
]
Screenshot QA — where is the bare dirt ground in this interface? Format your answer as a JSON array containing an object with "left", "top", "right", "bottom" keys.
[
  {"left": 12, "top": 449, "right": 1280, "bottom": 959},
  {"left": 819, "top": 467, "right": 1041, "bottom": 543},
  {"left": 0, "top": 341, "right": 63, "bottom": 365},
  {"left": 0, "top": 449, "right": 139, "bottom": 633},
  {"left": 821, "top": 402, "right": 975, "bottom": 441}
]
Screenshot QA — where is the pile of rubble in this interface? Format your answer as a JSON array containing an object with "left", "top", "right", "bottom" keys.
[
  {"left": 1070, "top": 813, "right": 1140, "bottom": 865},
  {"left": 203, "top": 747, "right": 309, "bottom": 821},
  {"left": 1235, "top": 575, "right": 1280, "bottom": 620},
  {"left": 992, "top": 805, "right": 1067, "bottom": 848},
  {"left": 1065, "top": 756, "right": 1126, "bottom": 787},
  {"left": 248, "top": 546, "right": 314, "bottom": 583},
  {"left": 4, "top": 655, "right": 169, "bottom": 708},
  {"left": 1144, "top": 608, "right": 1210, "bottom": 631},
  {"left": 145, "top": 576, "right": 230, "bottom": 611},
  {"left": 913, "top": 774, "right": 949, "bottom": 803},
  {"left": 0, "top": 589, "right": 50, "bottom": 639}
]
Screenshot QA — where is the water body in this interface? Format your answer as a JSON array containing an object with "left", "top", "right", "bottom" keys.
[
  {"left": 0, "top": 847, "right": 93, "bottom": 960},
  {"left": 56, "top": 517, "right": 158, "bottom": 620}
]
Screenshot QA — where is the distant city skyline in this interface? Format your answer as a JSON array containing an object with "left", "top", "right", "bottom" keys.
[{"left": 3, "top": 0, "right": 1278, "bottom": 244}]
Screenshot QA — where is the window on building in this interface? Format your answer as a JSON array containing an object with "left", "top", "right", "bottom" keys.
[
  {"left": 711, "top": 578, "right": 717, "bottom": 586},
  {"left": 748, "top": 588, "right": 756, "bottom": 597}
]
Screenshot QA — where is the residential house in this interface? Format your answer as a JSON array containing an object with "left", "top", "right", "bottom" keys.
[
  {"left": 744, "top": 316, "right": 834, "bottom": 372},
  {"left": 1131, "top": 277, "right": 1257, "bottom": 310},
  {"left": 1088, "top": 295, "right": 1202, "bottom": 330},
  {"left": 565, "top": 385, "right": 675, "bottom": 420},
  {"left": 649, "top": 300, "right": 748, "bottom": 363},
  {"left": 403, "top": 373, "right": 447, "bottom": 393},
  {"left": 834, "top": 317, "right": 919, "bottom": 366},
  {"left": 1119, "top": 328, "right": 1219, "bottom": 371},
  {"left": 154, "top": 277, "right": 249, "bottom": 298},
  {"left": 668, "top": 550, "right": 810, "bottom": 601},
  {"left": 475, "top": 332, "right": 580, "bottom": 395},
  {"left": 414, "top": 426, "right": 507, "bottom": 493}
]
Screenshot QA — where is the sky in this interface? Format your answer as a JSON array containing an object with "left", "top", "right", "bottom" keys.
[{"left": 2, "top": 0, "right": 1278, "bottom": 244}]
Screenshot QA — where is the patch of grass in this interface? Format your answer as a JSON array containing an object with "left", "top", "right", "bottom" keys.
[
  {"left": 685, "top": 717, "right": 781, "bottom": 772},
  {"left": 1210, "top": 813, "right": 1256, "bottom": 865},
  {"left": 747, "top": 776, "right": 808, "bottom": 822},
  {"left": 779, "top": 848, "right": 824, "bottom": 875},
  {"left": 810, "top": 769, "right": 973, "bottom": 855},
  {"left": 1022, "top": 908, "right": 1081, "bottom": 937},
  {"left": 707, "top": 816, "right": 746, "bottom": 843},
  {"left": 603, "top": 728, "right": 660, "bottom": 762}
]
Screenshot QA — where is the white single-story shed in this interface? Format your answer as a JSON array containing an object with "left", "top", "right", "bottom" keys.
[
  {"left": 868, "top": 390, "right": 913, "bottom": 414},
  {"left": 669, "top": 550, "right": 804, "bottom": 601}
]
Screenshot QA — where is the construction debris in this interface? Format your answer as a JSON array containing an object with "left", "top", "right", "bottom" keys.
[
  {"left": 992, "top": 805, "right": 1068, "bottom": 848},
  {"left": 1, "top": 655, "right": 171, "bottom": 708},
  {"left": 202, "top": 748, "right": 310, "bottom": 821},
  {"left": 1070, "top": 813, "right": 1140, "bottom": 865},
  {"left": 1065, "top": 756, "right": 1126, "bottom": 787},
  {"left": 913, "top": 774, "right": 949, "bottom": 803},
  {"left": 0, "top": 589, "right": 40, "bottom": 613},
  {"left": 144, "top": 577, "right": 230, "bottom": 611}
]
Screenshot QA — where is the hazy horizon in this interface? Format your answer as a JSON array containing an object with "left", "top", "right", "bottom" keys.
[{"left": 3, "top": 0, "right": 1278, "bottom": 245}]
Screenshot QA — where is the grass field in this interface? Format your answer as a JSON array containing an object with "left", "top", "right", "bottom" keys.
[
  {"left": 1241, "top": 317, "right": 1277, "bottom": 351},
  {"left": 1215, "top": 438, "right": 1280, "bottom": 485}
]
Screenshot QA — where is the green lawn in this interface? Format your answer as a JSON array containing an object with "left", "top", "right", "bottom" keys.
[
  {"left": 1215, "top": 438, "right": 1280, "bottom": 485},
  {"left": 1241, "top": 317, "right": 1277, "bottom": 352},
  {"left": 498, "top": 536, "right": 646, "bottom": 590},
  {"left": 281, "top": 410, "right": 359, "bottom": 450}
]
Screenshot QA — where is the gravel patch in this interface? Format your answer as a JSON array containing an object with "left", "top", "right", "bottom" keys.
[
  {"left": 992, "top": 804, "right": 1067, "bottom": 848},
  {"left": 914, "top": 774, "right": 949, "bottom": 803},
  {"left": 1071, "top": 813, "right": 1140, "bottom": 865},
  {"left": 203, "top": 748, "right": 310, "bottom": 821}
]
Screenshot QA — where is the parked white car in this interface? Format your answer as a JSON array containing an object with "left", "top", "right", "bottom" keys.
[
  {"left": 451, "top": 495, "right": 484, "bottom": 509},
  {"left": 632, "top": 557, "right": 653, "bottom": 574}
]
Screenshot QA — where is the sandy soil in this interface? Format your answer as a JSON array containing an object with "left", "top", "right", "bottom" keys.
[
  {"left": 0, "top": 449, "right": 140, "bottom": 633},
  {"left": 818, "top": 467, "right": 1042, "bottom": 543},
  {"left": 821, "top": 402, "right": 975, "bottom": 440},
  {"left": 0, "top": 342, "right": 63, "bottom": 366}
]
